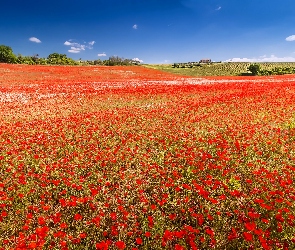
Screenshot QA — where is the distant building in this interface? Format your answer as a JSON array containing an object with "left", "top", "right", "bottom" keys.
[{"left": 199, "top": 59, "right": 212, "bottom": 63}]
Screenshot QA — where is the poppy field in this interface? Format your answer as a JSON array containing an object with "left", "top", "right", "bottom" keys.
[{"left": 0, "top": 64, "right": 295, "bottom": 249}]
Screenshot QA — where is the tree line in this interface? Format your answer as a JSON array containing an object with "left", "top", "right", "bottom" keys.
[
  {"left": 0, "top": 45, "right": 141, "bottom": 66},
  {"left": 248, "top": 63, "right": 295, "bottom": 76}
]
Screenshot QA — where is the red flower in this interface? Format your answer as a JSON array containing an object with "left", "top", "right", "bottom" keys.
[
  {"left": 245, "top": 222, "right": 256, "bottom": 231},
  {"left": 38, "top": 216, "right": 46, "bottom": 225},
  {"left": 150, "top": 204, "right": 156, "bottom": 210},
  {"left": 205, "top": 228, "right": 214, "bottom": 237},
  {"left": 60, "top": 240, "right": 67, "bottom": 247},
  {"left": 96, "top": 240, "right": 110, "bottom": 250},
  {"left": 28, "top": 242, "right": 37, "bottom": 249},
  {"left": 243, "top": 232, "right": 253, "bottom": 242},
  {"left": 60, "top": 222, "right": 68, "bottom": 228},
  {"left": 79, "top": 233, "right": 87, "bottom": 239},
  {"left": 228, "top": 227, "right": 238, "bottom": 241},
  {"left": 135, "top": 238, "right": 142, "bottom": 245},
  {"left": 74, "top": 213, "right": 83, "bottom": 221},
  {"left": 115, "top": 241, "right": 126, "bottom": 249},
  {"left": 110, "top": 212, "right": 117, "bottom": 220},
  {"left": 1, "top": 211, "right": 7, "bottom": 217},
  {"left": 275, "top": 213, "right": 284, "bottom": 222},
  {"left": 148, "top": 216, "right": 154, "bottom": 228},
  {"left": 175, "top": 244, "right": 185, "bottom": 250},
  {"left": 169, "top": 213, "right": 177, "bottom": 220}
]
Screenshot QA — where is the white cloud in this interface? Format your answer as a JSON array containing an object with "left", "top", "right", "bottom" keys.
[
  {"left": 224, "top": 55, "right": 295, "bottom": 62},
  {"left": 70, "top": 47, "right": 83, "bottom": 51},
  {"left": 215, "top": 6, "right": 221, "bottom": 11},
  {"left": 29, "top": 37, "right": 41, "bottom": 43},
  {"left": 64, "top": 41, "right": 72, "bottom": 46},
  {"left": 286, "top": 35, "right": 295, "bottom": 41},
  {"left": 133, "top": 24, "right": 138, "bottom": 30},
  {"left": 68, "top": 50, "right": 81, "bottom": 53},
  {"left": 132, "top": 57, "right": 143, "bottom": 63},
  {"left": 98, "top": 53, "right": 107, "bottom": 57},
  {"left": 64, "top": 39, "right": 95, "bottom": 53}
]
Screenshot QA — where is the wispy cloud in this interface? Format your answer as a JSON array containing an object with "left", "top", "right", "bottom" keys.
[
  {"left": 64, "top": 41, "right": 72, "bottom": 46},
  {"left": 29, "top": 37, "right": 41, "bottom": 43},
  {"left": 64, "top": 39, "right": 95, "bottom": 53},
  {"left": 68, "top": 49, "right": 81, "bottom": 54},
  {"left": 286, "top": 35, "right": 295, "bottom": 41},
  {"left": 215, "top": 6, "right": 221, "bottom": 11},
  {"left": 132, "top": 57, "right": 143, "bottom": 63},
  {"left": 224, "top": 55, "right": 295, "bottom": 62},
  {"left": 98, "top": 53, "right": 107, "bottom": 57},
  {"left": 133, "top": 24, "right": 138, "bottom": 30}
]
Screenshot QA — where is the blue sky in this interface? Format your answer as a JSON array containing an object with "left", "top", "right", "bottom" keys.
[{"left": 1, "top": 0, "right": 295, "bottom": 64}]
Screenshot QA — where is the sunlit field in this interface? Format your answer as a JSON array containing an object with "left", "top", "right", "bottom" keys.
[
  {"left": 144, "top": 62, "right": 295, "bottom": 77},
  {"left": 0, "top": 64, "right": 295, "bottom": 249}
]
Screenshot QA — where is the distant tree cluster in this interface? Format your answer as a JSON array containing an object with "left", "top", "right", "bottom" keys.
[
  {"left": 172, "top": 61, "right": 222, "bottom": 68},
  {"left": 0, "top": 44, "right": 141, "bottom": 66},
  {"left": 80, "top": 56, "right": 141, "bottom": 66},
  {"left": 248, "top": 63, "right": 295, "bottom": 76}
]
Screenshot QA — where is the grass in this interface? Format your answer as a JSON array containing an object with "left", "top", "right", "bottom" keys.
[{"left": 143, "top": 62, "right": 295, "bottom": 76}]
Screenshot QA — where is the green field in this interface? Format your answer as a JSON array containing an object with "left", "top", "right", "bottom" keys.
[{"left": 144, "top": 62, "right": 295, "bottom": 76}]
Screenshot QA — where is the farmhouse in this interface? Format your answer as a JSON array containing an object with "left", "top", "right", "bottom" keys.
[{"left": 199, "top": 59, "right": 212, "bottom": 63}]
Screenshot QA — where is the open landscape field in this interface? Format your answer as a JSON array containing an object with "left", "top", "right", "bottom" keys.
[
  {"left": 0, "top": 64, "right": 295, "bottom": 249},
  {"left": 144, "top": 62, "right": 295, "bottom": 77}
]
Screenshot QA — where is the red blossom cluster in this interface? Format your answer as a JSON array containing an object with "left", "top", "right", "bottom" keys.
[{"left": 0, "top": 64, "right": 295, "bottom": 249}]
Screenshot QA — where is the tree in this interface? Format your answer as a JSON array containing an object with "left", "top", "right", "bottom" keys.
[
  {"left": 0, "top": 45, "right": 17, "bottom": 63},
  {"left": 47, "top": 53, "right": 78, "bottom": 65},
  {"left": 47, "top": 53, "right": 66, "bottom": 64},
  {"left": 105, "top": 56, "right": 135, "bottom": 66},
  {"left": 248, "top": 64, "right": 261, "bottom": 75}
]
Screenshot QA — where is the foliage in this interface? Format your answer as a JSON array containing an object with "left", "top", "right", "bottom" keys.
[
  {"left": 0, "top": 44, "right": 140, "bottom": 66},
  {"left": 0, "top": 45, "right": 17, "bottom": 63},
  {"left": 16, "top": 54, "right": 47, "bottom": 65},
  {"left": 146, "top": 62, "right": 295, "bottom": 76},
  {"left": 248, "top": 64, "right": 261, "bottom": 75},
  {"left": 0, "top": 64, "right": 295, "bottom": 249},
  {"left": 248, "top": 63, "right": 295, "bottom": 76},
  {"left": 47, "top": 53, "right": 78, "bottom": 65},
  {"left": 259, "top": 67, "right": 295, "bottom": 76},
  {"left": 105, "top": 56, "right": 136, "bottom": 66}
]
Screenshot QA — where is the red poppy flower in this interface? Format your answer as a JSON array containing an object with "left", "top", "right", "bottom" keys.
[
  {"left": 74, "top": 213, "right": 83, "bottom": 221},
  {"left": 115, "top": 241, "right": 126, "bottom": 249},
  {"left": 135, "top": 238, "right": 142, "bottom": 245},
  {"left": 243, "top": 232, "right": 253, "bottom": 242}
]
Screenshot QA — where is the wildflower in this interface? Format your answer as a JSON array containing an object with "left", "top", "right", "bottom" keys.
[
  {"left": 115, "top": 241, "right": 126, "bottom": 249},
  {"left": 135, "top": 238, "right": 143, "bottom": 245},
  {"left": 74, "top": 213, "right": 83, "bottom": 221},
  {"left": 205, "top": 228, "right": 214, "bottom": 237},
  {"left": 60, "top": 222, "right": 68, "bottom": 228},
  {"left": 243, "top": 232, "right": 253, "bottom": 242},
  {"left": 245, "top": 222, "right": 256, "bottom": 231},
  {"left": 175, "top": 244, "right": 185, "bottom": 250},
  {"left": 96, "top": 240, "right": 109, "bottom": 250}
]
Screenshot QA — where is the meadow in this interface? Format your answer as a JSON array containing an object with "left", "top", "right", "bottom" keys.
[
  {"left": 144, "top": 62, "right": 295, "bottom": 77},
  {"left": 0, "top": 64, "right": 295, "bottom": 249}
]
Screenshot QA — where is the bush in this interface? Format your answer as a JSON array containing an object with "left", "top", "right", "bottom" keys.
[
  {"left": 0, "top": 45, "right": 17, "bottom": 63},
  {"left": 248, "top": 64, "right": 261, "bottom": 75}
]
